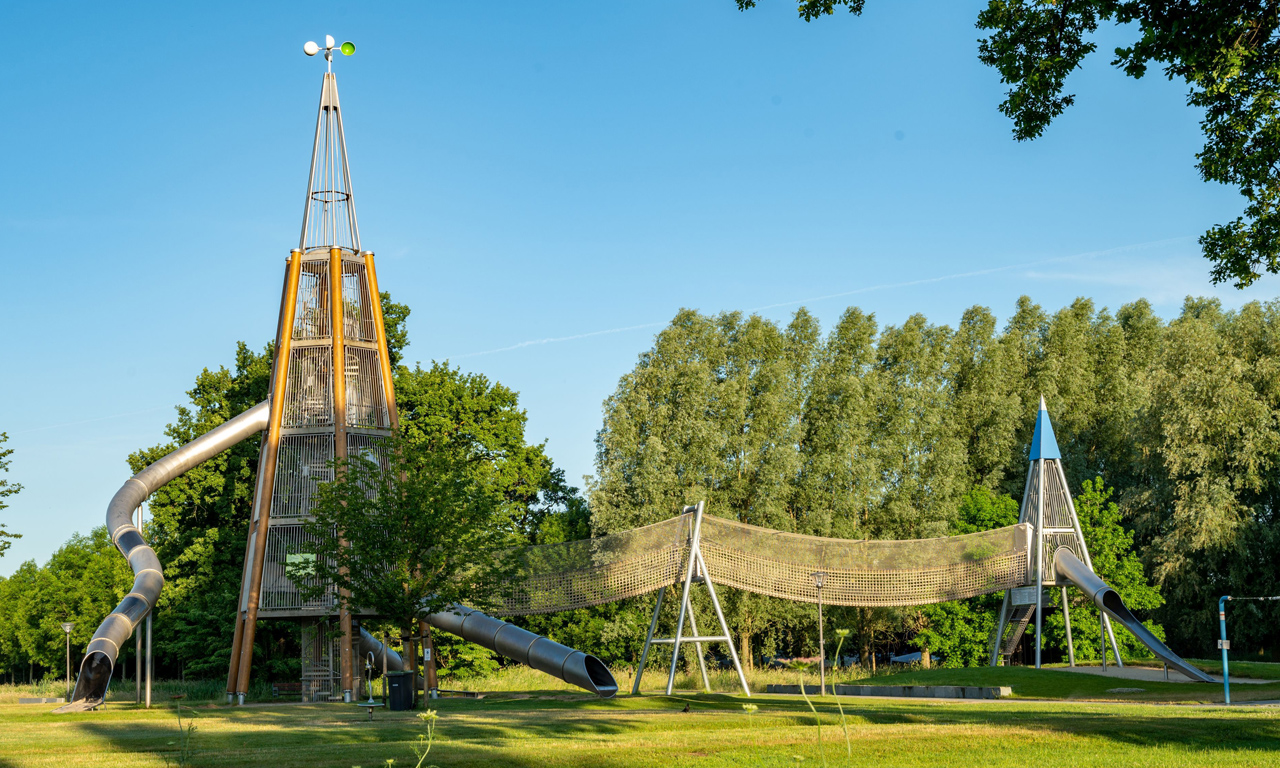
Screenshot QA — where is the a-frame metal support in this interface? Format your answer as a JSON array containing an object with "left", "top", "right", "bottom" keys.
[{"left": 632, "top": 502, "right": 751, "bottom": 697}]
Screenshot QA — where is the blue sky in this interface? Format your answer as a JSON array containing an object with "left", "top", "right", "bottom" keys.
[{"left": 2, "top": 1, "right": 1275, "bottom": 574}]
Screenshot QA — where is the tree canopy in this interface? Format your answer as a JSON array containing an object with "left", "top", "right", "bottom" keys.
[
  {"left": 736, "top": 0, "right": 1280, "bottom": 288},
  {"left": 593, "top": 296, "right": 1280, "bottom": 665},
  {"left": 0, "top": 433, "right": 21, "bottom": 558}
]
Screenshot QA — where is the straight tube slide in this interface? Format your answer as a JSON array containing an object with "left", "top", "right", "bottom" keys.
[
  {"left": 357, "top": 627, "right": 403, "bottom": 674},
  {"left": 1054, "top": 548, "right": 1214, "bottom": 683},
  {"left": 54, "top": 401, "right": 272, "bottom": 712},
  {"left": 424, "top": 604, "right": 618, "bottom": 697}
]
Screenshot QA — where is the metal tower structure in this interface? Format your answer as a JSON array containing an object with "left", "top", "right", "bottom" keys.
[
  {"left": 225, "top": 48, "right": 400, "bottom": 704},
  {"left": 989, "top": 397, "right": 1123, "bottom": 669}
]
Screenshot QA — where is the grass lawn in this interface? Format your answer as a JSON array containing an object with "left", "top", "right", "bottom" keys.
[
  {"left": 864, "top": 665, "right": 1280, "bottom": 704},
  {"left": 0, "top": 669, "right": 1277, "bottom": 768}
]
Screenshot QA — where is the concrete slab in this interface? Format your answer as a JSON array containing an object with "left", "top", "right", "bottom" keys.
[
  {"left": 765, "top": 684, "right": 1011, "bottom": 699},
  {"left": 1054, "top": 664, "right": 1273, "bottom": 684}
]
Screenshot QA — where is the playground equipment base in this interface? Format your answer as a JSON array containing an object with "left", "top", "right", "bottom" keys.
[
  {"left": 1058, "top": 665, "right": 1272, "bottom": 684},
  {"left": 766, "top": 684, "right": 1012, "bottom": 699}
]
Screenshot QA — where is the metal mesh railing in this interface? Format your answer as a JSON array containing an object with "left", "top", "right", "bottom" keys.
[
  {"left": 300, "top": 620, "right": 342, "bottom": 700},
  {"left": 261, "top": 524, "right": 336, "bottom": 611},
  {"left": 271, "top": 434, "right": 334, "bottom": 518},
  {"left": 344, "top": 347, "right": 388, "bottom": 428},
  {"left": 341, "top": 262, "right": 378, "bottom": 342},
  {"left": 347, "top": 433, "right": 389, "bottom": 470},
  {"left": 1043, "top": 461, "right": 1076, "bottom": 529},
  {"left": 293, "top": 261, "right": 331, "bottom": 339},
  {"left": 283, "top": 347, "right": 334, "bottom": 427}
]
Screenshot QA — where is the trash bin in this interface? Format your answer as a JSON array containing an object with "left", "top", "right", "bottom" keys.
[{"left": 386, "top": 671, "right": 414, "bottom": 711}]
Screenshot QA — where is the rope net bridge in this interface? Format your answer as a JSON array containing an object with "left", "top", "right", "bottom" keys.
[
  {"left": 488, "top": 504, "right": 1031, "bottom": 697},
  {"left": 492, "top": 510, "right": 1032, "bottom": 616}
]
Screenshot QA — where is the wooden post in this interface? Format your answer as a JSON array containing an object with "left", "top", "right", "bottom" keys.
[
  {"left": 421, "top": 619, "right": 437, "bottom": 698},
  {"left": 403, "top": 628, "right": 418, "bottom": 707},
  {"left": 234, "top": 250, "right": 302, "bottom": 701},
  {"left": 329, "top": 248, "right": 355, "bottom": 701},
  {"left": 362, "top": 251, "right": 398, "bottom": 428},
  {"left": 226, "top": 260, "right": 294, "bottom": 701}
]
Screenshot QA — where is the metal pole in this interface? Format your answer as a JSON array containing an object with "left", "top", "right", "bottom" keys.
[
  {"left": 145, "top": 611, "right": 153, "bottom": 709},
  {"left": 666, "top": 504, "right": 704, "bottom": 695},
  {"left": 1100, "top": 618, "right": 1107, "bottom": 669},
  {"left": 136, "top": 627, "right": 142, "bottom": 704},
  {"left": 989, "top": 591, "right": 1011, "bottom": 667},
  {"left": 632, "top": 587, "right": 666, "bottom": 695},
  {"left": 1100, "top": 609, "right": 1121, "bottom": 660},
  {"left": 65, "top": 631, "right": 71, "bottom": 702},
  {"left": 1061, "top": 586, "right": 1075, "bottom": 667},
  {"left": 1035, "top": 457, "right": 1044, "bottom": 670},
  {"left": 684, "top": 596, "right": 711, "bottom": 693},
  {"left": 1219, "top": 595, "right": 1231, "bottom": 705},
  {"left": 695, "top": 547, "right": 750, "bottom": 697},
  {"left": 814, "top": 573, "right": 826, "bottom": 696}
]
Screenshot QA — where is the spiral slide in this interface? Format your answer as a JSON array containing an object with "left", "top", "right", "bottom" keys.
[{"left": 1054, "top": 548, "right": 1214, "bottom": 683}]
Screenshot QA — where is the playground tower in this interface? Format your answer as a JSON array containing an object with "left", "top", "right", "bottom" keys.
[
  {"left": 989, "top": 397, "right": 1123, "bottom": 668},
  {"left": 224, "top": 66, "right": 399, "bottom": 704}
]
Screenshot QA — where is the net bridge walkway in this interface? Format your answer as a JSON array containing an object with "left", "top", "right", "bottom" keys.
[{"left": 490, "top": 510, "right": 1032, "bottom": 617}]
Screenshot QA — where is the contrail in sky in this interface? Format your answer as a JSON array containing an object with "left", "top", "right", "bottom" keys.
[
  {"left": 450, "top": 236, "right": 1193, "bottom": 360},
  {"left": 27, "top": 237, "right": 1191, "bottom": 435},
  {"left": 13, "top": 406, "right": 172, "bottom": 435}
]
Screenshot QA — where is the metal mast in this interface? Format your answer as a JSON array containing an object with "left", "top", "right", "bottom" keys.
[{"left": 228, "top": 37, "right": 401, "bottom": 705}]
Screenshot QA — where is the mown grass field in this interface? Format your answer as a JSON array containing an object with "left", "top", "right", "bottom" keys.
[{"left": 1, "top": 666, "right": 1277, "bottom": 767}]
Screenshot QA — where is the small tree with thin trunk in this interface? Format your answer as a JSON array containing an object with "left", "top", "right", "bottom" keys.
[
  {"left": 292, "top": 435, "right": 518, "bottom": 642},
  {"left": 0, "top": 432, "right": 22, "bottom": 558}
]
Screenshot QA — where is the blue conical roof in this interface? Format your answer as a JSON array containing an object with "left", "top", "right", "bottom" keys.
[{"left": 1029, "top": 396, "right": 1060, "bottom": 460}]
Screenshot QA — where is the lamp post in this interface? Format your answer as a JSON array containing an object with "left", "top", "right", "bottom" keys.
[
  {"left": 813, "top": 572, "right": 825, "bottom": 696},
  {"left": 60, "top": 622, "right": 74, "bottom": 702}
]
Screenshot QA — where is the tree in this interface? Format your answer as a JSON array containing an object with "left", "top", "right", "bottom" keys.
[
  {"left": 394, "top": 362, "right": 568, "bottom": 542},
  {"left": 0, "top": 432, "right": 21, "bottom": 558},
  {"left": 296, "top": 435, "right": 517, "bottom": 639},
  {"left": 736, "top": 1, "right": 1280, "bottom": 287},
  {"left": 299, "top": 361, "right": 583, "bottom": 677},
  {"left": 380, "top": 292, "right": 411, "bottom": 368}
]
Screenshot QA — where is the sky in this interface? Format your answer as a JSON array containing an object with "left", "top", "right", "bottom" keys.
[{"left": 2, "top": 1, "right": 1276, "bottom": 575}]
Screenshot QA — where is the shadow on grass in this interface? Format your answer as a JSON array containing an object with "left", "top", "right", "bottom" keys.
[{"left": 42, "top": 687, "right": 1280, "bottom": 767}]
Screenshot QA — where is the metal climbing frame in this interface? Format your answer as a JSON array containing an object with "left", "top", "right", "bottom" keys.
[
  {"left": 632, "top": 502, "right": 751, "bottom": 697},
  {"left": 989, "top": 397, "right": 1123, "bottom": 669}
]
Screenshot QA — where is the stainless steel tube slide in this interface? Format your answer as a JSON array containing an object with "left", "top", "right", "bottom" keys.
[
  {"left": 1054, "top": 548, "right": 1214, "bottom": 683},
  {"left": 357, "top": 627, "right": 404, "bottom": 673},
  {"left": 55, "top": 401, "right": 271, "bottom": 712},
  {"left": 424, "top": 604, "right": 618, "bottom": 698}
]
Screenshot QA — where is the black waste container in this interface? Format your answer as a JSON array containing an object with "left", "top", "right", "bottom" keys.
[{"left": 386, "top": 671, "right": 414, "bottom": 711}]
